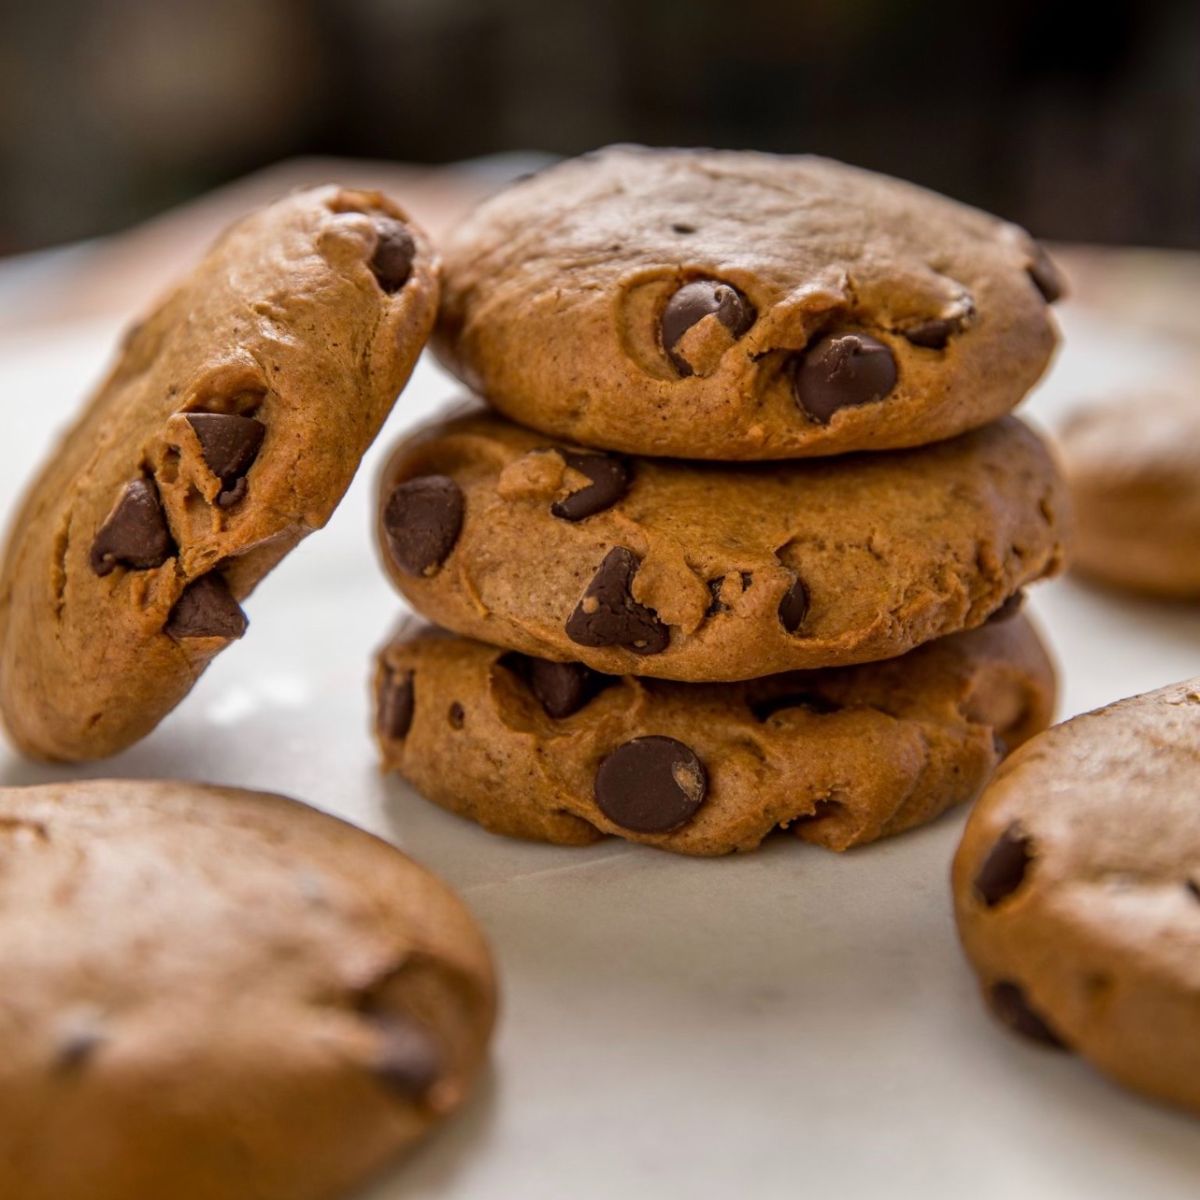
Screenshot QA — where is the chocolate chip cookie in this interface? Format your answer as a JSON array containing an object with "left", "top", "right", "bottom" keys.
[
  {"left": 1058, "top": 393, "right": 1200, "bottom": 598},
  {"left": 953, "top": 678, "right": 1200, "bottom": 1115},
  {"left": 434, "top": 145, "right": 1064, "bottom": 459},
  {"left": 376, "top": 407, "right": 1069, "bottom": 681},
  {"left": 375, "top": 612, "right": 1055, "bottom": 855},
  {"left": 0, "top": 779, "right": 495, "bottom": 1200},
  {"left": 0, "top": 186, "right": 438, "bottom": 761}
]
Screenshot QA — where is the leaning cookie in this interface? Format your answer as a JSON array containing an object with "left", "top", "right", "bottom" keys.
[
  {"left": 1058, "top": 393, "right": 1200, "bottom": 598},
  {"left": 0, "top": 779, "right": 495, "bottom": 1200},
  {"left": 375, "top": 612, "right": 1054, "bottom": 856},
  {"left": 0, "top": 186, "right": 438, "bottom": 761},
  {"left": 376, "top": 407, "right": 1069, "bottom": 682},
  {"left": 953, "top": 679, "right": 1200, "bottom": 1116},
  {"left": 435, "top": 145, "right": 1063, "bottom": 459}
]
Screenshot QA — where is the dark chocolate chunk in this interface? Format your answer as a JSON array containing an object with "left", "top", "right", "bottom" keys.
[
  {"left": 778, "top": 575, "right": 810, "bottom": 633},
  {"left": 378, "top": 666, "right": 415, "bottom": 740},
  {"left": 371, "top": 1016, "right": 443, "bottom": 1102},
  {"left": 89, "top": 478, "right": 174, "bottom": 576},
  {"left": 974, "top": 823, "right": 1033, "bottom": 907},
  {"left": 565, "top": 547, "right": 670, "bottom": 655},
  {"left": 369, "top": 216, "right": 417, "bottom": 294},
  {"left": 551, "top": 452, "right": 630, "bottom": 521},
  {"left": 594, "top": 735, "right": 707, "bottom": 833},
  {"left": 383, "top": 475, "right": 464, "bottom": 576},
  {"left": 791, "top": 333, "right": 898, "bottom": 423},
  {"left": 749, "top": 690, "right": 841, "bottom": 722},
  {"left": 186, "top": 413, "right": 266, "bottom": 508},
  {"left": 502, "top": 653, "right": 610, "bottom": 719},
  {"left": 987, "top": 591, "right": 1026, "bottom": 624},
  {"left": 661, "top": 279, "right": 756, "bottom": 376},
  {"left": 1027, "top": 243, "right": 1065, "bottom": 304},
  {"left": 988, "top": 981, "right": 1067, "bottom": 1049},
  {"left": 165, "top": 574, "right": 247, "bottom": 640}
]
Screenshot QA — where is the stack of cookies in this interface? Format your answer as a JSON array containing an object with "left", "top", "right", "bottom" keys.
[{"left": 371, "top": 146, "right": 1070, "bottom": 856}]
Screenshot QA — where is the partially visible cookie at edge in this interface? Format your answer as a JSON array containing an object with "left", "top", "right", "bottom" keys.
[
  {"left": 435, "top": 145, "right": 1063, "bottom": 459},
  {"left": 0, "top": 185, "right": 438, "bottom": 761},
  {"left": 0, "top": 779, "right": 495, "bottom": 1200},
  {"left": 953, "top": 678, "right": 1200, "bottom": 1115},
  {"left": 375, "top": 613, "right": 1055, "bottom": 856}
]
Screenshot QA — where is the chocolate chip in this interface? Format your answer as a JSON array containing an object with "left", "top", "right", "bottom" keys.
[
  {"left": 378, "top": 666, "right": 414, "bottom": 740},
  {"left": 371, "top": 1016, "right": 443, "bottom": 1102},
  {"left": 791, "top": 333, "right": 898, "bottom": 424},
  {"left": 502, "top": 653, "right": 610, "bottom": 718},
  {"left": 987, "top": 591, "right": 1026, "bottom": 624},
  {"left": 369, "top": 217, "right": 417, "bottom": 293},
  {"left": 671, "top": 222, "right": 696, "bottom": 234},
  {"left": 565, "top": 547, "right": 669, "bottom": 655},
  {"left": 974, "top": 823, "right": 1033, "bottom": 907},
  {"left": 1027, "top": 243, "right": 1065, "bottom": 304},
  {"left": 988, "top": 981, "right": 1066, "bottom": 1049},
  {"left": 778, "top": 575, "right": 810, "bottom": 633},
  {"left": 661, "top": 280, "right": 756, "bottom": 376},
  {"left": 1187, "top": 879, "right": 1200, "bottom": 903},
  {"left": 551, "top": 452, "right": 630, "bottom": 521},
  {"left": 705, "top": 577, "right": 728, "bottom": 617},
  {"left": 186, "top": 413, "right": 266, "bottom": 508},
  {"left": 383, "top": 475, "right": 464, "bottom": 576},
  {"left": 448, "top": 701, "right": 465, "bottom": 729},
  {"left": 903, "top": 317, "right": 958, "bottom": 349},
  {"left": 749, "top": 690, "right": 841, "bottom": 722},
  {"left": 739, "top": 571, "right": 753, "bottom": 590},
  {"left": 165, "top": 574, "right": 247, "bottom": 640},
  {"left": 90, "top": 478, "right": 174, "bottom": 575},
  {"left": 594, "top": 736, "right": 707, "bottom": 833}
]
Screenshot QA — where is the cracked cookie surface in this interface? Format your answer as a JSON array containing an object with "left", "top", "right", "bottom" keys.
[
  {"left": 0, "top": 779, "right": 495, "bottom": 1200},
  {"left": 953, "top": 678, "right": 1200, "bottom": 1114},
  {"left": 434, "top": 145, "right": 1063, "bottom": 459},
  {"left": 0, "top": 186, "right": 438, "bottom": 760},
  {"left": 376, "top": 407, "right": 1069, "bottom": 681},
  {"left": 375, "top": 615, "right": 1055, "bottom": 856}
]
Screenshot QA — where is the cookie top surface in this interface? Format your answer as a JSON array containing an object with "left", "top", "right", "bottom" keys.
[
  {"left": 377, "top": 613, "right": 1055, "bottom": 856},
  {"left": 0, "top": 186, "right": 438, "bottom": 761},
  {"left": 0, "top": 779, "right": 495, "bottom": 1200},
  {"left": 1058, "top": 393, "right": 1200, "bottom": 597},
  {"left": 953, "top": 679, "right": 1200, "bottom": 1113},
  {"left": 435, "top": 145, "right": 1062, "bottom": 459},
  {"left": 376, "top": 407, "right": 1069, "bottom": 681}
]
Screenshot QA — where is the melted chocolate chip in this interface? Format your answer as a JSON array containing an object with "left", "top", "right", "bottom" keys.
[
  {"left": 502, "top": 653, "right": 610, "bottom": 719},
  {"left": 749, "top": 690, "right": 841, "bottom": 722},
  {"left": 371, "top": 1016, "right": 443, "bottom": 1102},
  {"left": 369, "top": 216, "right": 417, "bottom": 293},
  {"left": 1027, "top": 243, "right": 1065, "bottom": 303},
  {"left": 378, "top": 666, "right": 415, "bottom": 740},
  {"left": 594, "top": 735, "right": 707, "bottom": 833},
  {"left": 661, "top": 280, "right": 756, "bottom": 376},
  {"left": 987, "top": 591, "right": 1026, "bottom": 624},
  {"left": 791, "top": 333, "right": 898, "bottom": 423},
  {"left": 550, "top": 452, "right": 631, "bottom": 521},
  {"left": 90, "top": 478, "right": 174, "bottom": 576},
  {"left": 186, "top": 413, "right": 266, "bottom": 508},
  {"left": 778, "top": 575, "right": 810, "bottom": 633},
  {"left": 565, "top": 547, "right": 670, "bottom": 655},
  {"left": 974, "top": 823, "right": 1033, "bottom": 907},
  {"left": 165, "top": 574, "right": 247, "bottom": 640},
  {"left": 988, "top": 981, "right": 1066, "bottom": 1049},
  {"left": 383, "top": 475, "right": 464, "bottom": 576}
]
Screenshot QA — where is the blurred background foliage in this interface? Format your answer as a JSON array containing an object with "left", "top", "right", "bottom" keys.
[{"left": 1, "top": 0, "right": 1197, "bottom": 254}]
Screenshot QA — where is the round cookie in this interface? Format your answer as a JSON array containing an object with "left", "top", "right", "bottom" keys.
[
  {"left": 953, "top": 678, "right": 1200, "bottom": 1116},
  {"left": 375, "top": 612, "right": 1055, "bottom": 856},
  {"left": 1058, "top": 393, "right": 1200, "bottom": 598},
  {"left": 0, "top": 779, "right": 495, "bottom": 1200},
  {"left": 376, "top": 407, "right": 1069, "bottom": 681},
  {"left": 0, "top": 186, "right": 438, "bottom": 762},
  {"left": 434, "top": 145, "right": 1064, "bottom": 459}
]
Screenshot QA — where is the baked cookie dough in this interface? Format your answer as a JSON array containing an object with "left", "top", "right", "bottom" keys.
[
  {"left": 953, "top": 678, "right": 1200, "bottom": 1115},
  {"left": 0, "top": 779, "right": 495, "bottom": 1200},
  {"left": 375, "top": 612, "right": 1055, "bottom": 856},
  {"left": 1058, "top": 393, "right": 1200, "bottom": 597},
  {"left": 434, "top": 145, "right": 1064, "bottom": 459},
  {"left": 376, "top": 407, "right": 1069, "bottom": 681},
  {"left": 0, "top": 186, "right": 438, "bottom": 761}
]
